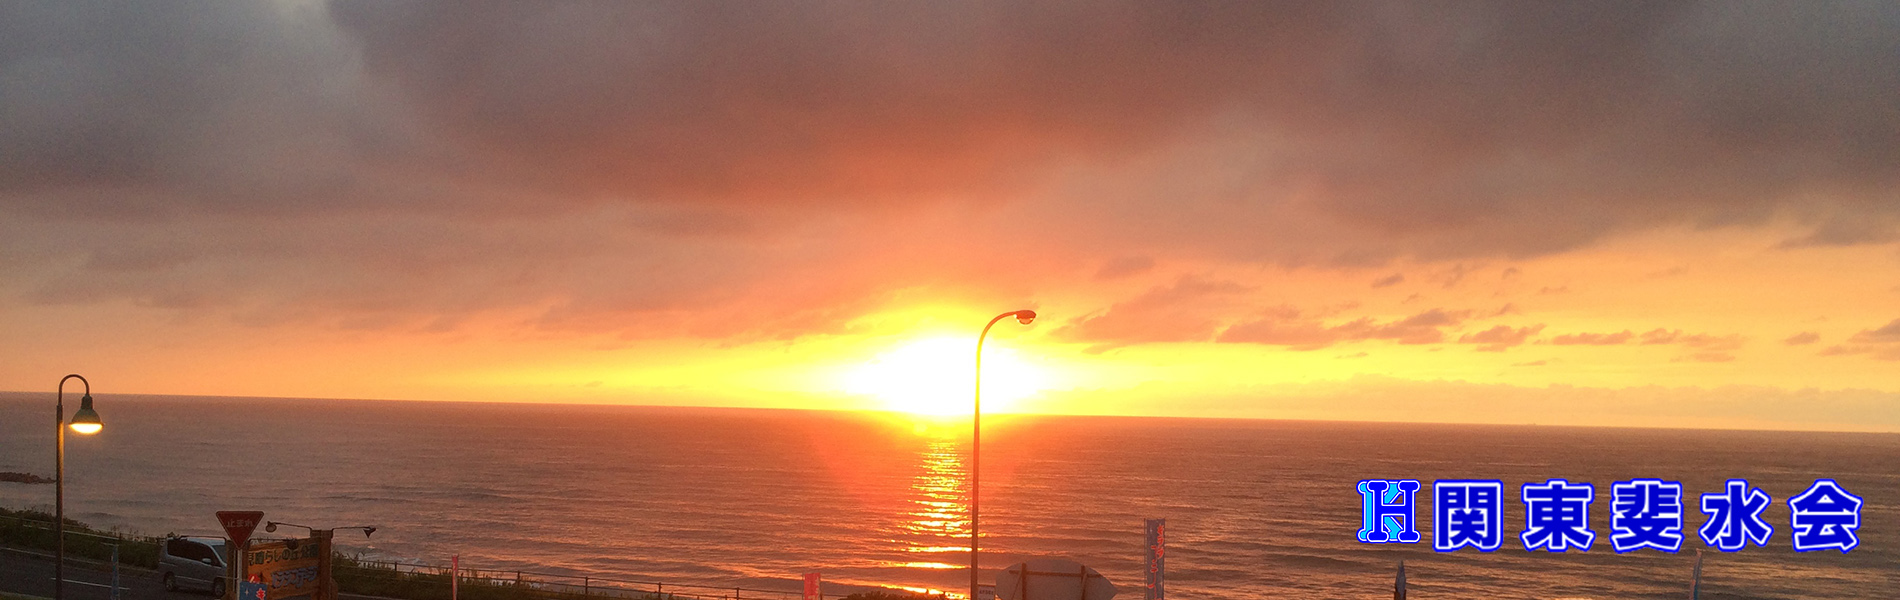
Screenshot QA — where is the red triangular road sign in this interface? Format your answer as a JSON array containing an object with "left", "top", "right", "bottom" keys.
[{"left": 217, "top": 511, "right": 265, "bottom": 547}]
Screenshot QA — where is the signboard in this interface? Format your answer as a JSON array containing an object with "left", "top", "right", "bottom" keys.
[
  {"left": 240, "top": 581, "right": 268, "bottom": 600},
  {"left": 217, "top": 511, "right": 266, "bottom": 548},
  {"left": 247, "top": 539, "right": 323, "bottom": 600},
  {"left": 802, "top": 572, "right": 821, "bottom": 600},
  {"left": 1144, "top": 519, "right": 1164, "bottom": 600}
]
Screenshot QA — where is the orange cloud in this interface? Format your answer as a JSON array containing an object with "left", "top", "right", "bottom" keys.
[{"left": 1819, "top": 318, "right": 1900, "bottom": 361}]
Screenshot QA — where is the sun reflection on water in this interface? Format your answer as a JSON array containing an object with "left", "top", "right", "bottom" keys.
[{"left": 890, "top": 439, "right": 970, "bottom": 570}]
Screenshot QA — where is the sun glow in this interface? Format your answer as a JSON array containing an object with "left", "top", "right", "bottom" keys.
[{"left": 844, "top": 337, "right": 1051, "bottom": 415}]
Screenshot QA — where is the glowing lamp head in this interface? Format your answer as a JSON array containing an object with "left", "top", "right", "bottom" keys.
[
  {"left": 1015, "top": 310, "right": 1036, "bottom": 325},
  {"left": 68, "top": 394, "right": 102, "bottom": 435}
]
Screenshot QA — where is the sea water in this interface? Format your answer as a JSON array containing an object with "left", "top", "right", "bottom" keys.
[{"left": 1, "top": 395, "right": 1893, "bottom": 599}]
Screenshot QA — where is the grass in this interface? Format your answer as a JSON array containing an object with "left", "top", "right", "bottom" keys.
[
  {"left": 333, "top": 556, "right": 574, "bottom": 600},
  {"left": 0, "top": 507, "right": 161, "bottom": 568}
]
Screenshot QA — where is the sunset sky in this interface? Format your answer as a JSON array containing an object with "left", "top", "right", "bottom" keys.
[{"left": 3, "top": 2, "right": 1897, "bottom": 431}]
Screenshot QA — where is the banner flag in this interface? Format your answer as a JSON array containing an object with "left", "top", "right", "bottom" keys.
[
  {"left": 1145, "top": 519, "right": 1165, "bottom": 600},
  {"left": 1690, "top": 549, "right": 1703, "bottom": 600},
  {"left": 1394, "top": 560, "right": 1406, "bottom": 600}
]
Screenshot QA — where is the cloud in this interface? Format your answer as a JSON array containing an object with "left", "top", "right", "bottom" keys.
[
  {"left": 1093, "top": 256, "right": 1156, "bottom": 281},
  {"left": 1552, "top": 330, "right": 1636, "bottom": 345},
  {"left": 1217, "top": 308, "right": 1472, "bottom": 349},
  {"left": 1370, "top": 273, "right": 1405, "bottom": 288},
  {"left": 1818, "top": 318, "right": 1900, "bottom": 360},
  {"left": 11, "top": 3, "right": 1900, "bottom": 222},
  {"left": 1, "top": 2, "right": 1898, "bottom": 343},
  {"left": 1547, "top": 327, "right": 1747, "bottom": 362},
  {"left": 1848, "top": 319, "right": 1900, "bottom": 344},
  {"left": 1639, "top": 329, "right": 1745, "bottom": 351},
  {"left": 1778, "top": 214, "right": 1900, "bottom": 248},
  {"left": 1049, "top": 276, "right": 1252, "bottom": 353},
  {"left": 1784, "top": 331, "right": 1821, "bottom": 345},
  {"left": 1039, "top": 377, "right": 1900, "bottom": 432},
  {"left": 1458, "top": 324, "right": 1546, "bottom": 352}
]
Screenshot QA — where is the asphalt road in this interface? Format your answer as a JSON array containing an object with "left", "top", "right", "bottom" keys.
[
  {"left": 0, "top": 548, "right": 395, "bottom": 600},
  {"left": 0, "top": 547, "right": 212, "bottom": 600}
]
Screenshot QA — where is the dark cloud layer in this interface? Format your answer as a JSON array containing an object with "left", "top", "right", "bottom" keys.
[{"left": 3, "top": 1, "right": 1899, "bottom": 338}]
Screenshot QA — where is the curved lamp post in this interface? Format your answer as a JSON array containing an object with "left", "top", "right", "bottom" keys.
[
  {"left": 971, "top": 310, "right": 1035, "bottom": 600},
  {"left": 265, "top": 521, "right": 377, "bottom": 539},
  {"left": 56, "top": 374, "right": 102, "bottom": 600},
  {"left": 265, "top": 521, "right": 378, "bottom": 552}
]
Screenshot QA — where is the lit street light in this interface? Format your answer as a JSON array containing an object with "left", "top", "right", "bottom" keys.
[
  {"left": 972, "top": 309, "right": 1034, "bottom": 600},
  {"left": 56, "top": 373, "right": 102, "bottom": 600}
]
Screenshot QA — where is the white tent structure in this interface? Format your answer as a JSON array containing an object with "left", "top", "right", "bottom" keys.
[{"left": 994, "top": 558, "right": 1118, "bottom": 600}]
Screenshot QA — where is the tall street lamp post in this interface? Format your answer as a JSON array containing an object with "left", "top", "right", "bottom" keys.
[
  {"left": 971, "top": 309, "right": 1035, "bottom": 600},
  {"left": 56, "top": 374, "right": 103, "bottom": 600}
]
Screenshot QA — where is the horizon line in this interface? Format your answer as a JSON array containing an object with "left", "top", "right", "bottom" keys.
[{"left": 2, "top": 389, "right": 1893, "bottom": 436}]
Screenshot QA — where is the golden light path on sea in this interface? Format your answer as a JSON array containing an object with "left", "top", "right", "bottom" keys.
[{"left": 887, "top": 439, "right": 971, "bottom": 572}]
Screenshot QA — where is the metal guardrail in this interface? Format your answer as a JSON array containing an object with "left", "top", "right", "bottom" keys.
[{"left": 4, "top": 516, "right": 927, "bottom": 600}]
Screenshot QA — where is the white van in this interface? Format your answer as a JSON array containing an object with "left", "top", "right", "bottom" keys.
[{"left": 159, "top": 536, "right": 231, "bottom": 596}]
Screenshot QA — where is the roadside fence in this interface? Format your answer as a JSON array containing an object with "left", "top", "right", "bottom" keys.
[{"left": 3, "top": 514, "right": 925, "bottom": 600}]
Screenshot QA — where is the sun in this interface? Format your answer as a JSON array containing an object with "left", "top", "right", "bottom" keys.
[{"left": 844, "top": 337, "right": 1051, "bottom": 415}]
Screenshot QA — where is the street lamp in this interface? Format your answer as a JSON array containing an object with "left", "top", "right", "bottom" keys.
[
  {"left": 56, "top": 374, "right": 102, "bottom": 600},
  {"left": 971, "top": 309, "right": 1035, "bottom": 600},
  {"left": 265, "top": 521, "right": 377, "bottom": 538}
]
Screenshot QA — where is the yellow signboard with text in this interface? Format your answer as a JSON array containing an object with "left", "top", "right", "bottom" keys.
[{"left": 246, "top": 539, "right": 324, "bottom": 600}]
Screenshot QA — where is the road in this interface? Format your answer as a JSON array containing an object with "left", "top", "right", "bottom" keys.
[
  {"left": 0, "top": 547, "right": 204, "bottom": 600},
  {"left": 1, "top": 548, "right": 392, "bottom": 600}
]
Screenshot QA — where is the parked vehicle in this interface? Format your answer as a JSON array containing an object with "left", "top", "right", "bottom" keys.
[{"left": 159, "top": 536, "right": 231, "bottom": 596}]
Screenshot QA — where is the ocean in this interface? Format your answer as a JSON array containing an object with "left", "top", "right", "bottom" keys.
[{"left": 1, "top": 394, "right": 1894, "bottom": 599}]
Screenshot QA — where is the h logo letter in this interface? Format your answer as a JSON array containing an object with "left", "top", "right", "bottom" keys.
[{"left": 1359, "top": 479, "right": 1422, "bottom": 543}]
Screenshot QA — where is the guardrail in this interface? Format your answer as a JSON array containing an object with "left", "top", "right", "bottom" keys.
[{"left": 3, "top": 514, "right": 932, "bottom": 600}]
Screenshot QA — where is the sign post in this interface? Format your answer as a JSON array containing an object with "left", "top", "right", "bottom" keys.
[
  {"left": 312, "top": 530, "right": 336, "bottom": 600},
  {"left": 217, "top": 512, "right": 265, "bottom": 600},
  {"left": 1144, "top": 519, "right": 1164, "bottom": 600}
]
